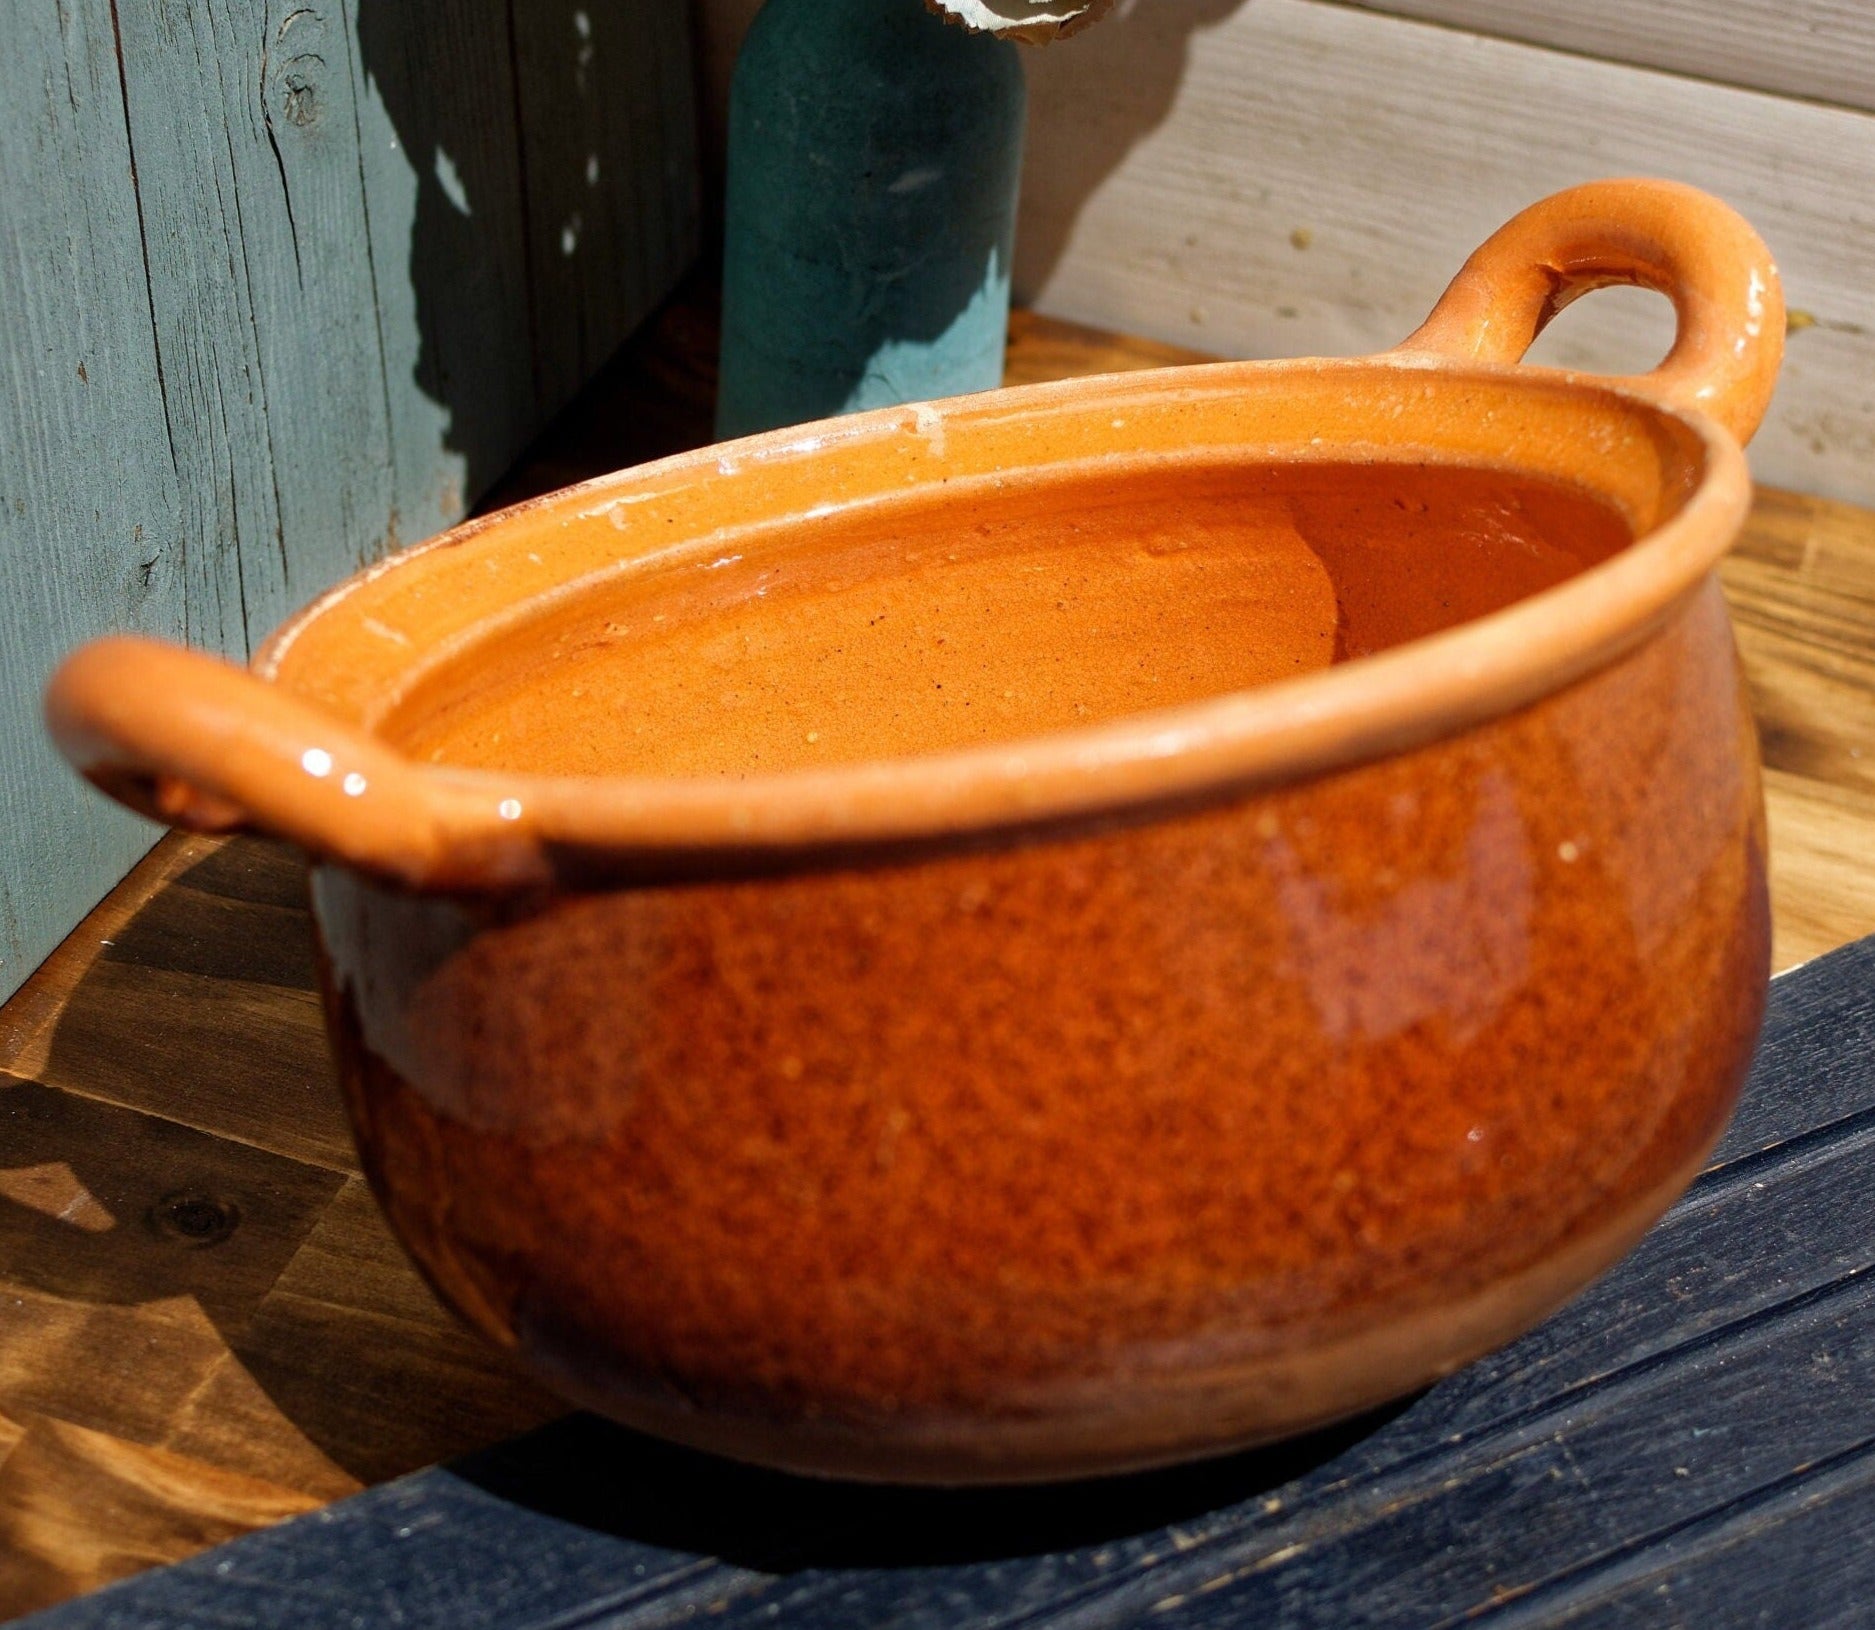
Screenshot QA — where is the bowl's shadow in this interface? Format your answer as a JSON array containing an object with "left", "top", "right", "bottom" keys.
[{"left": 451, "top": 1400, "right": 1413, "bottom": 1572}]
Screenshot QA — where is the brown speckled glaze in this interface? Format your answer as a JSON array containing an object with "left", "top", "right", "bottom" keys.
[
  {"left": 46, "top": 181, "right": 1784, "bottom": 1480},
  {"left": 313, "top": 578, "right": 1766, "bottom": 1480}
]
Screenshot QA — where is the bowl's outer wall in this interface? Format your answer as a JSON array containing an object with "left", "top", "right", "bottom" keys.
[{"left": 313, "top": 577, "right": 1768, "bottom": 1481}]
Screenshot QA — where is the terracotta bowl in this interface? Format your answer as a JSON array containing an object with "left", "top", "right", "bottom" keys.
[{"left": 48, "top": 180, "right": 1782, "bottom": 1484}]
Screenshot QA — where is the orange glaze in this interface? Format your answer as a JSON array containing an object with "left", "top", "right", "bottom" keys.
[{"left": 392, "top": 464, "right": 1629, "bottom": 778}]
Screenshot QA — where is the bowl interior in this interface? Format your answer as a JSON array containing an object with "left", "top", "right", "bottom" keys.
[
  {"left": 259, "top": 358, "right": 1718, "bottom": 793},
  {"left": 379, "top": 459, "right": 1630, "bottom": 779}
]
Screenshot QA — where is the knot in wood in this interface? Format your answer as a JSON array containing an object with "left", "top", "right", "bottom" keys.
[{"left": 150, "top": 1191, "right": 240, "bottom": 1248}]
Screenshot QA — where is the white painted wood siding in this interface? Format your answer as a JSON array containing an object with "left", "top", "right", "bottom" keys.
[{"left": 1011, "top": 0, "right": 1875, "bottom": 505}]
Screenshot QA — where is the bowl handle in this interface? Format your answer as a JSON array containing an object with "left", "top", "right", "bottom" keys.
[
  {"left": 1395, "top": 178, "right": 1784, "bottom": 446},
  {"left": 44, "top": 635, "right": 546, "bottom": 888}
]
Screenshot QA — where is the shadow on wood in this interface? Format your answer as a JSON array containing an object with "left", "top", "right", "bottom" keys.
[
  {"left": 8, "top": 840, "right": 561, "bottom": 1499},
  {"left": 450, "top": 1400, "right": 1415, "bottom": 1571},
  {"left": 353, "top": 0, "right": 699, "bottom": 516}
]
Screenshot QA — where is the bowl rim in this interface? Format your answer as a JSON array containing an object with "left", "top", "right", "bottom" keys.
[{"left": 256, "top": 353, "right": 1751, "bottom": 866}]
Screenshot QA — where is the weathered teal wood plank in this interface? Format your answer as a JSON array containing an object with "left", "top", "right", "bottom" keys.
[
  {"left": 1, "top": 0, "right": 699, "bottom": 1006},
  {"left": 512, "top": 0, "right": 702, "bottom": 411},
  {"left": 254, "top": 0, "right": 403, "bottom": 596},
  {"left": 0, "top": 1, "right": 188, "bottom": 998},
  {"left": 111, "top": 0, "right": 399, "bottom": 646}
]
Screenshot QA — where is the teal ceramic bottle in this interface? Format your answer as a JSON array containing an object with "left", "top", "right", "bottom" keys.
[{"left": 715, "top": 0, "right": 1027, "bottom": 439}]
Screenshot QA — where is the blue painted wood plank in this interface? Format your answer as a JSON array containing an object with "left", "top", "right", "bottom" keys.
[
  {"left": 0, "top": 0, "right": 189, "bottom": 1006},
  {"left": 0, "top": 0, "right": 700, "bottom": 1005},
  {"left": 1518, "top": 1439, "right": 1875, "bottom": 1628},
  {"left": 1100, "top": 1277, "right": 1875, "bottom": 1627},
  {"left": 21, "top": 935, "right": 1875, "bottom": 1630},
  {"left": 109, "top": 0, "right": 398, "bottom": 649}
]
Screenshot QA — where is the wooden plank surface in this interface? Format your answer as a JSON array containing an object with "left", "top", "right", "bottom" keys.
[
  {"left": 2, "top": 296, "right": 1873, "bottom": 1618},
  {"left": 0, "top": 0, "right": 701, "bottom": 1009},
  {"left": 0, "top": 838, "right": 565, "bottom": 1619},
  {"left": 0, "top": 1416, "right": 323, "bottom": 1618},
  {"left": 1343, "top": 1, "right": 1875, "bottom": 113},
  {"left": 1720, "top": 490, "right": 1875, "bottom": 970},
  {"left": 21, "top": 932, "right": 1875, "bottom": 1629}
]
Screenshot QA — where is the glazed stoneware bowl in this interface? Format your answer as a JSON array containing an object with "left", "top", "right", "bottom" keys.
[{"left": 49, "top": 180, "right": 1782, "bottom": 1484}]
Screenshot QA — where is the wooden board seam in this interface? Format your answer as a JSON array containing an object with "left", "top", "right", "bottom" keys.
[
  {"left": 2, "top": 1068, "right": 356, "bottom": 1181},
  {"left": 1324, "top": 0, "right": 1875, "bottom": 116}
]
